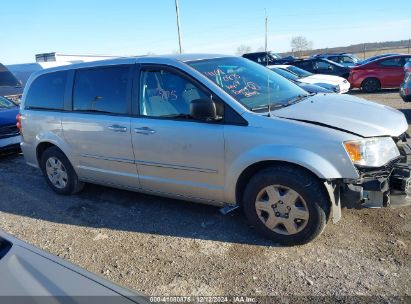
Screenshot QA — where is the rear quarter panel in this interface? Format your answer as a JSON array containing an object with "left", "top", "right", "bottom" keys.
[
  {"left": 349, "top": 63, "right": 381, "bottom": 88},
  {"left": 20, "top": 109, "right": 74, "bottom": 169}
]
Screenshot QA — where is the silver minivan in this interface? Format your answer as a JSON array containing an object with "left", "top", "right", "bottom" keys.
[{"left": 20, "top": 54, "right": 411, "bottom": 245}]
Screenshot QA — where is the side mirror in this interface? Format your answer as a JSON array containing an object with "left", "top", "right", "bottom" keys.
[
  {"left": 190, "top": 98, "right": 217, "bottom": 121},
  {"left": 328, "top": 65, "right": 333, "bottom": 70}
]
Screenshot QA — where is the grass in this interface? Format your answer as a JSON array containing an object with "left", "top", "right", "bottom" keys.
[{"left": 352, "top": 47, "right": 410, "bottom": 60}]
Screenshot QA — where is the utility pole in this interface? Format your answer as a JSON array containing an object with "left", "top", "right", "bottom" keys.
[
  {"left": 264, "top": 9, "right": 268, "bottom": 52},
  {"left": 175, "top": 0, "right": 183, "bottom": 53},
  {"left": 408, "top": 38, "right": 410, "bottom": 54}
]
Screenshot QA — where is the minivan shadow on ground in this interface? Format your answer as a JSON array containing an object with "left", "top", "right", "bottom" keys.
[{"left": 0, "top": 154, "right": 276, "bottom": 247}]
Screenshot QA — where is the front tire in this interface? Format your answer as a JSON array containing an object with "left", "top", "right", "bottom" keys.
[
  {"left": 243, "top": 165, "right": 330, "bottom": 245},
  {"left": 40, "top": 146, "right": 84, "bottom": 195}
]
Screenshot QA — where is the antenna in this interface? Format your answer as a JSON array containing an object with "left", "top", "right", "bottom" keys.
[
  {"left": 175, "top": 0, "right": 183, "bottom": 53},
  {"left": 264, "top": 9, "right": 268, "bottom": 53},
  {"left": 267, "top": 71, "right": 271, "bottom": 117},
  {"left": 265, "top": 9, "right": 272, "bottom": 117}
]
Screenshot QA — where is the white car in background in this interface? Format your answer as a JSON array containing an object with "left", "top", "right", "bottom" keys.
[{"left": 268, "top": 64, "right": 351, "bottom": 94}]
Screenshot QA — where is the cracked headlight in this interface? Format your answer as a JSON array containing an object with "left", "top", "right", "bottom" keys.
[{"left": 343, "top": 137, "right": 400, "bottom": 167}]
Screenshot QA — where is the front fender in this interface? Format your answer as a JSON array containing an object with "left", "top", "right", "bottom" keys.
[{"left": 224, "top": 144, "right": 359, "bottom": 203}]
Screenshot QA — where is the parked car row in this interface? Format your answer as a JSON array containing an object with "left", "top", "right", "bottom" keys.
[
  {"left": 268, "top": 67, "right": 333, "bottom": 93},
  {"left": 268, "top": 64, "right": 350, "bottom": 93},
  {"left": 309, "top": 53, "right": 361, "bottom": 67},
  {"left": 349, "top": 54, "right": 411, "bottom": 92},
  {"left": 243, "top": 51, "right": 411, "bottom": 93},
  {"left": 242, "top": 51, "right": 295, "bottom": 65}
]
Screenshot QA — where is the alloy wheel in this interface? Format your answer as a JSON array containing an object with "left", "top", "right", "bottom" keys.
[{"left": 45, "top": 157, "right": 68, "bottom": 189}]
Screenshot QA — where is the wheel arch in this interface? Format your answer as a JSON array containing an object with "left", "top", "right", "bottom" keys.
[
  {"left": 234, "top": 159, "right": 340, "bottom": 224},
  {"left": 36, "top": 141, "right": 59, "bottom": 165},
  {"left": 235, "top": 160, "right": 322, "bottom": 206},
  {"left": 34, "top": 136, "right": 75, "bottom": 170}
]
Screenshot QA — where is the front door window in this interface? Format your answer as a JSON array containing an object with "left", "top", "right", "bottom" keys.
[{"left": 139, "top": 69, "right": 212, "bottom": 118}]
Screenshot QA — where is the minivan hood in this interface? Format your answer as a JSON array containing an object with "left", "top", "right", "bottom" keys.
[{"left": 272, "top": 94, "right": 408, "bottom": 137}]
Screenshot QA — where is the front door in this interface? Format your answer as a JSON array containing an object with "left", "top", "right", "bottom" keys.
[
  {"left": 130, "top": 65, "right": 225, "bottom": 202},
  {"left": 62, "top": 65, "right": 139, "bottom": 188}
]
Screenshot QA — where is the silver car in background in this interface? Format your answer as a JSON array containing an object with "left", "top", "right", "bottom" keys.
[{"left": 20, "top": 54, "right": 411, "bottom": 245}]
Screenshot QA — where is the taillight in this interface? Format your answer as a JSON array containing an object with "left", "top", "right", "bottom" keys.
[{"left": 16, "top": 113, "right": 22, "bottom": 133}]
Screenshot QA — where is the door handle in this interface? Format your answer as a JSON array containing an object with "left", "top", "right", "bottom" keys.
[
  {"left": 134, "top": 127, "right": 156, "bottom": 135},
  {"left": 108, "top": 125, "right": 128, "bottom": 132}
]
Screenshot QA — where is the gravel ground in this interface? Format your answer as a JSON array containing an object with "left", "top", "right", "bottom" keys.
[{"left": 0, "top": 90, "right": 410, "bottom": 300}]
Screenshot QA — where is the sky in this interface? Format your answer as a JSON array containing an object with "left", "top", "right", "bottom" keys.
[{"left": 2, "top": 0, "right": 411, "bottom": 64}]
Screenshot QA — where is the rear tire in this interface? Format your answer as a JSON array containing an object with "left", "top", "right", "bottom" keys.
[
  {"left": 243, "top": 165, "right": 330, "bottom": 245},
  {"left": 361, "top": 78, "right": 380, "bottom": 93},
  {"left": 40, "top": 146, "right": 84, "bottom": 195}
]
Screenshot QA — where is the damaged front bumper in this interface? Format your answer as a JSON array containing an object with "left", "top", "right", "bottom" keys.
[{"left": 340, "top": 136, "right": 411, "bottom": 210}]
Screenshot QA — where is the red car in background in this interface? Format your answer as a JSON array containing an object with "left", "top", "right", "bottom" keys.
[{"left": 348, "top": 54, "right": 411, "bottom": 92}]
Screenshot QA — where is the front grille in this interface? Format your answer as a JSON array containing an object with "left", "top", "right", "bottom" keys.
[
  {"left": 357, "top": 157, "right": 402, "bottom": 179},
  {"left": 0, "top": 124, "right": 19, "bottom": 139},
  {"left": 394, "top": 134, "right": 411, "bottom": 165}
]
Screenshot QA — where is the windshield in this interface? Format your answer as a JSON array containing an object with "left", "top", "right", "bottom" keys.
[
  {"left": 270, "top": 68, "right": 299, "bottom": 81},
  {"left": 349, "top": 54, "right": 361, "bottom": 63},
  {"left": 0, "top": 96, "right": 16, "bottom": 109},
  {"left": 268, "top": 52, "right": 282, "bottom": 59},
  {"left": 188, "top": 57, "right": 308, "bottom": 111},
  {"left": 285, "top": 65, "right": 313, "bottom": 78}
]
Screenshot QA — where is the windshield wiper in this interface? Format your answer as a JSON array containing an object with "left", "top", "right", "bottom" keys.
[
  {"left": 251, "top": 103, "right": 290, "bottom": 112},
  {"left": 251, "top": 93, "right": 315, "bottom": 113},
  {"left": 250, "top": 105, "right": 270, "bottom": 111},
  {"left": 286, "top": 93, "right": 315, "bottom": 105}
]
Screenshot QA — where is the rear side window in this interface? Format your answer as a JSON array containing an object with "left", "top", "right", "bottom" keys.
[
  {"left": 73, "top": 66, "right": 130, "bottom": 114},
  {"left": 296, "top": 61, "right": 313, "bottom": 70},
  {"left": 314, "top": 60, "right": 332, "bottom": 70},
  {"left": 379, "top": 58, "right": 402, "bottom": 67},
  {"left": 328, "top": 56, "right": 339, "bottom": 63},
  {"left": 403, "top": 57, "right": 411, "bottom": 64},
  {"left": 25, "top": 71, "right": 67, "bottom": 110}
]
